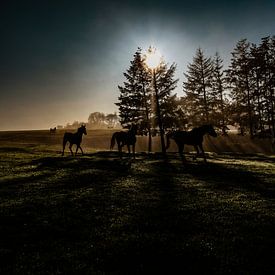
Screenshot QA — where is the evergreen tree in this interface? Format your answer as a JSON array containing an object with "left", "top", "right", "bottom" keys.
[
  {"left": 250, "top": 42, "right": 265, "bottom": 131},
  {"left": 116, "top": 48, "right": 153, "bottom": 151},
  {"left": 183, "top": 48, "right": 213, "bottom": 126},
  {"left": 258, "top": 36, "right": 275, "bottom": 133},
  {"left": 149, "top": 56, "right": 178, "bottom": 155},
  {"left": 154, "top": 61, "right": 179, "bottom": 130},
  {"left": 227, "top": 39, "right": 254, "bottom": 137},
  {"left": 211, "top": 52, "right": 228, "bottom": 134}
]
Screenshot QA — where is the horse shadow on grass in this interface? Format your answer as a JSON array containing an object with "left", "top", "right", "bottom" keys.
[
  {"left": 43, "top": 152, "right": 275, "bottom": 273},
  {"left": 2, "top": 150, "right": 274, "bottom": 274},
  {"left": 99, "top": 156, "right": 225, "bottom": 274},
  {"left": 0, "top": 147, "right": 32, "bottom": 154},
  {"left": 177, "top": 155, "right": 275, "bottom": 199},
  {"left": 33, "top": 151, "right": 133, "bottom": 172},
  {"left": 102, "top": 153, "right": 275, "bottom": 274}
]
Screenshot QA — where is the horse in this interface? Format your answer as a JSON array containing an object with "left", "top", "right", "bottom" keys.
[
  {"left": 166, "top": 124, "right": 218, "bottom": 162},
  {"left": 62, "top": 125, "right": 87, "bottom": 156},
  {"left": 110, "top": 124, "right": 138, "bottom": 158},
  {"left": 50, "top": 127, "right": 56, "bottom": 133}
]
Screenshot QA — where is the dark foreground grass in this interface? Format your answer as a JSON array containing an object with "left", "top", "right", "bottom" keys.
[{"left": 0, "top": 145, "right": 275, "bottom": 274}]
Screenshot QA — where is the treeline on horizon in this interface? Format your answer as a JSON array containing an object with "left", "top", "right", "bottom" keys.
[
  {"left": 116, "top": 36, "right": 275, "bottom": 140},
  {"left": 57, "top": 112, "right": 120, "bottom": 130}
]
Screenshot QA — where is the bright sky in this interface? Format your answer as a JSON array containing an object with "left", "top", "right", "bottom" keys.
[{"left": 0, "top": 0, "right": 274, "bottom": 130}]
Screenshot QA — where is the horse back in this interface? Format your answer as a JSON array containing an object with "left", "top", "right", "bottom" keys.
[
  {"left": 115, "top": 131, "right": 136, "bottom": 145},
  {"left": 64, "top": 132, "right": 73, "bottom": 139},
  {"left": 174, "top": 131, "right": 203, "bottom": 145}
]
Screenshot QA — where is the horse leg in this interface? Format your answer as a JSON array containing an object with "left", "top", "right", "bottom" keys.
[
  {"left": 199, "top": 144, "right": 207, "bottom": 162},
  {"left": 127, "top": 144, "right": 130, "bottom": 156},
  {"left": 178, "top": 145, "right": 186, "bottom": 163},
  {"left": 62, "top": 139, "right": 67, "bottom": 156},
  {"left": 75, "top": 146, "right": 79, "bottom": 156},
  {"left": 69, "top": 143, "right": 74, "bottom": 156},
  {"left": 133, "top": 144, "right": 135, "bottom": 159},
  {"left": 62, "top": 143, "right": 66, "bottom": 156},
  {"left": 118, "top": 143, "right": 123, "bottom": 159},
  {"left": 79, "top": 145, "right": 84, "bottom": 155},
  {"left": 193, "top": 145, "right": 200, "bottom": 160}
]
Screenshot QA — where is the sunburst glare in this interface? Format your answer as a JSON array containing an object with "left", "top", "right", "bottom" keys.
[{"left": 145, "top": 46, "right": 162, "bottom": 69}]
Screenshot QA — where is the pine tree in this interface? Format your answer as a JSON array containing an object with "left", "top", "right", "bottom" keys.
[
  {"left": 183, "top": 48, "right": 213, "bottom": 126},
  {"left": 150, "top": 60, "right": 178, "bottom": 155},
  {"left": 258, "top": 36, "right": 275, "bottom": 133},
  {"left": 154, "top": 61, "right": 179, "bottom": 130},
  {"left": 250, "top": 43, "right": 265, "bottom": 131},
  {"left": 227, "top": 39, "right": 254, "bottom": 137},
  {"left": 211, "top": 52, "right": 228, "bottom": 134},
  {"left": 116, "top": 48, "right": 153, "bottom": 151},
  {"left": 270, "top": 36, "right": 275, "bottom": 134}
]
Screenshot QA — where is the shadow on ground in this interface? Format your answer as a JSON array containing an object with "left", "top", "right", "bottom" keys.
[{"left": 0, "top": 150, "right": 274, "bottom": 274}]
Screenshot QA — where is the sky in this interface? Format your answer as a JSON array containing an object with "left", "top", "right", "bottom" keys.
[{"left": 0, "top": 0, "right": 274, "bottom": 130}]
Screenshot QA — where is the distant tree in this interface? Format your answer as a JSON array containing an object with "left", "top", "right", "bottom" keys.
[
  {"left": 105, "top": 112, "right": 119, "bottom": 128},
  {"left": 183, "top": 48, "right": 213, "bottom": 126},
  {"left": 87, "top": 112, "right": 106, "bottom": 128},
  {"left": 72, "top": 121, "right": 79, "bottom": 128}
]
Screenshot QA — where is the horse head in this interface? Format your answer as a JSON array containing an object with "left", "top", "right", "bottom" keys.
[
  {"left": 205, "top": 124, "right": 218, "bottom": 137},
  {"left": 78, "top": 125, "right": 87, "bottom": 135},
  {"left": 130, "top": 123, "right": 138, "bottom": 134}
]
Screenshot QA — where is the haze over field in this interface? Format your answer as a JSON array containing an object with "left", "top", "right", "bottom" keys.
[{"left": 1, "top": 0, "right": 275, "bottom": 130}]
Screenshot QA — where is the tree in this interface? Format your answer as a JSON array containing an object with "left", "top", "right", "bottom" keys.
[
  {"left": 227, "top": 39, "right": 254, "bottom": 137},
  {"left": 117, "top": 47, "right": 179, "bottom": 155},
  {"left": 211, "top": 52, "right": 228, "bottom": 134},
  {"left": 183, "top": 48, "right": 213, "bottom": 126},
  {"left": 87, "top": 112, "right": 106, "bottom": 128},
  {"left": 116, "top": 48, "right": 153, "bottom": 151},
  {"left": 105, "top": 112, "right": 119, "bottom": 128},
  {"left": 257, "top": 36, "right": 275, "bottom": 133},
  {"left": 153, "top": 61, "right": 179, "bottom": 130},
  {"left": 151, "top": 58, "right": 178, "bottom": 156}
]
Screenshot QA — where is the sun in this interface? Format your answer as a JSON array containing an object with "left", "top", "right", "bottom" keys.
[{"left": 145, "top": 46, "right": 162, "bottom": 69}]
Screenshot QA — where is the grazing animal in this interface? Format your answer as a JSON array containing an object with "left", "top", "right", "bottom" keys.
[
  {"left": 62, "top": 125, "right": 87, "bottom": 156},
  {"left": 166, "top": 124, "right": 218, "bottom": 162},
  {"left": 110, "top": 124, "right": 138, "bottom": 158},
  {"left": 50, "top": 127, "right": 56, "bottom": 133}
]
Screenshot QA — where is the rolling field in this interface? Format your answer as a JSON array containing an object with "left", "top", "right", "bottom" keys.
[{"left": 0, "top": 130, "right": 275, "bottom": 274}]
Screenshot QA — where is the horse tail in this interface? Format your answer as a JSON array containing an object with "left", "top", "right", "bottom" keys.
[
  {"left": 110, "top": 132, "right": 116, "bottom": 150},
  {"left": 166, "top": 132, "right": 171, "bottom": 150},
  {"left": 63, "top": 133, "right": 67, "bottom": 144}
]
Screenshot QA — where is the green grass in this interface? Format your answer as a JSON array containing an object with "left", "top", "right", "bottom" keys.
[{"left": 0, "top": 143, "right": 275, "bottom": 274}]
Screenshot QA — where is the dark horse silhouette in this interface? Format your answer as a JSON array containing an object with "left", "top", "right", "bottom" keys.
[
  {"left": 62, "top": 125, "right": 87, "bottom": 156},
  {"left": 166, "top": 124, "right": 217, "bottom": 162},
  {"left": 50, "top": 127, "right": 56, "bottom": 133},
  {"left": 110, "top": 124, "right": 138, "bottom": 158}
]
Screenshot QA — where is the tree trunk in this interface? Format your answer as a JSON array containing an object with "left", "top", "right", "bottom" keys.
[{"left": 153, "top": 69, "right": 166, "bottom": 157}]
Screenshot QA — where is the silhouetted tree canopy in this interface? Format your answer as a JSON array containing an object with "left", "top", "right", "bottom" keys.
[
  {"left": 115, "top": 36, "right": 274, "bottom": 139},
  {"left": 183, "top": 48, "right": 213, "bottom": 126},
  {"left": 116, "top": 47, "right": 178, "bottom": 152}
]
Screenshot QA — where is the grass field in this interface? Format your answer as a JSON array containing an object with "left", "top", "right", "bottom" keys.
[{"left": 0, "top": 130, "right": 275, "bottom": 274}]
